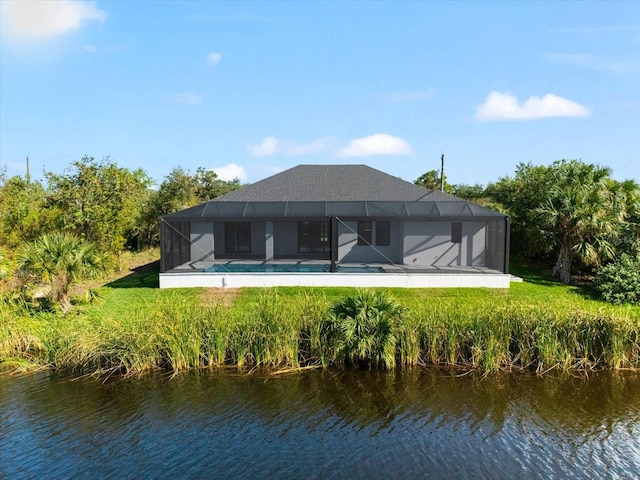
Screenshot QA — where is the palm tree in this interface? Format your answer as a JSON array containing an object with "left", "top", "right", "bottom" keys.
[
  {"left": 321, "top": 290, "right": 404, "bottom": 368},
  {"left": 16, "top": 232, "right": 109, "bottom": 311},
  {"left": 536, "top": 161, "right": 629, "bottom": 284}
]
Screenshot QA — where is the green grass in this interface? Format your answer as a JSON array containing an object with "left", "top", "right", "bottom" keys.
[{"left": 1, "top": 261, "right": 639, "bottom": 377}]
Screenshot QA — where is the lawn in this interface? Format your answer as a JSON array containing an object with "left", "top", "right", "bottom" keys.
[{"left": 1, "top": 254, "right": 638, "bottom": 376}]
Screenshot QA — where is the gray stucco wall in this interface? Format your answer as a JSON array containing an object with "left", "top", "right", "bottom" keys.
[
  {"left": 338, "top": 220, "right": 403, "bottom": 263},
  {"left": 213, "top": 221, "right": 225, "bottom": 256},
  {"left": 190, "top": 222, "right": 215, "bottom": 263},
  {"left": 274, "top": 222, "right": 298, "bottom": 257},
  {"left": 205, "top": 219, "right": 488, "bottom": 267},
  {"left": 402, "top": 221, "right": 486, "bottom": 267},
  {"left": 252, "top": 222, "right": 266, "bottom": 258}
]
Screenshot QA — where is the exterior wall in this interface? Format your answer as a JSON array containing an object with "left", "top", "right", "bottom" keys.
[
  {"left": 468, "top": 222, "right": 486, "bottom": 266},
  {"left": 338, "top": 220, "right": 403, "bottom": 264},
  {"left": 213, "top": 221, "right": 266, "bottom": 258},
  {"left": 190, "top": 222, "right": 215, "bottom": 263},
  {"left": 274, "top": 222, "right": 298, "bottom": 257},
  {"left": 160, "top": 271, "right": 512, "bottom": 289},
  {"left": 403, "top": 221, "right": 486, "bottom": 267},
  {"left": 203, "top": 219, "right": 488, "bottom": 267},
  {"left": 213, "top": 221, "right": 225, "bottom": 256},
  {"left": 252, "top": 222, "right": 266, "bottom": 258}
]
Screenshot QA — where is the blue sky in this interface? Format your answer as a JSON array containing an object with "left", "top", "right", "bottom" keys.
[{"left": 1, "top": 1, "right": 638, "bottom": 187}]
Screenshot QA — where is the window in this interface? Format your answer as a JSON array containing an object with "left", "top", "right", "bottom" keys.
[
  {"left": 451, "top": 222, "right": 462, "bottom": 244},
  {"left": 376, "top": 221, "right": 391, "bottom": 246},
  {"left": 225, "top": 222, "right": 251, "bottom": 253},
  {"left": 357, "top": 221, "right": 372, "bottom": 246},
  {"left": 298, "top": 221, "right": 330, "bottom": 254}
]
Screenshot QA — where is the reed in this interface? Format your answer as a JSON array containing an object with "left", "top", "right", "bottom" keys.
[{"left": 1, "top": 282, "right": 639, "bottom": 377}]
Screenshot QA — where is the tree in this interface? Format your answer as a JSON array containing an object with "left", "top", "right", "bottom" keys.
[
  {"left": 484, "top": 162, "right": 556, "bottom": 257},
  {"left": 194, "top": 167, "right": 241, "bottom": 200},
  {"left": 414, "top": 170, "right": 454, "bottom": 194},
  {"left": 452, "top": 183, "right": 485, "bottom": 200},
  {"left": 46, "top": 157, "right": 152, "bottom": 254},
  {"left": 140, "top": 167, "right": 242, "bottom": 246},
  {"left": 0, "top": 176, "right": 57, "bottom": 249},
  {"left": 609, "top": 179, "right": 640, "bottom": 257},
  {"left": 535, "top": 160, "right": 632, "bottom": 284},
  {"left": 16, "top": 232, "right": 109, "bottom": 312},
  {"left": 151, "top": 166, "right": 241, "bottom": 214}
]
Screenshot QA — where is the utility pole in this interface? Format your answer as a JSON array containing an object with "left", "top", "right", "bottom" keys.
[
  {"left": 440, "top": 153, "right": 445, "bottom": 192},
  {"left": 26, "top": 154, "right": 31, "bottom": 183}
]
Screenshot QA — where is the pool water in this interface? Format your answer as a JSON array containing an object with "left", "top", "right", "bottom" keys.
[{"left": 205, "top": 264, "right": 384, "bottom": 273}]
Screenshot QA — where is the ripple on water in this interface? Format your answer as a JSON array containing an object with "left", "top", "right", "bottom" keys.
[{"left": 1, "top": 369, "right": 639, "bottom": 479}]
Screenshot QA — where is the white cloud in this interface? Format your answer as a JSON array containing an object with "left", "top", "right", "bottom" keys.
[
  {"left": 206, "top": 52, "right": 222, "bottom": 66},
  {"left": 82, "top": 44, "right": 96, "bottom": 53},
  {"left": 382, "top": 88, "right": 436, "bottom": 103},
  {"left": 286, "top": 138, "right": 332, "bottom": 155},
  {"left": 475, "top": 91, "right": 590, "bottom": 122},
  {"left": 337, "top": 133, "right": 413, "bottom": 158},
  {"left": 212, "top": 163, "right": 247, "bottom": 182},
  {"left": 174, "top": 93, "right": 201, "bottom": 105},
  {"left": 246, "top": 136, "right": 332, "bottom": 157},
  {"left": 247, "top": 136, "right": 279, "bottom": 157},
  {"left": 248, "top": 134, "right": 413, "bottom": 159},
  {"left": 1, "top": 0, "right": 106, "bottom": 40}
]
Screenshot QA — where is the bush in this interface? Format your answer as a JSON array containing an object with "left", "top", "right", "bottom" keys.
[
  {"left": 0, "top": 248, "right": 9, "bottom": 280},
  {"left": 594, "top": 254, "right": 640, "bottom": 305},
  {"left": 320, "top": 290, "right": 405, "bottom": 368}
]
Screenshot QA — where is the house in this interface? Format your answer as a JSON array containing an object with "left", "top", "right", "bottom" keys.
[{"left": 159, "top": 164, "right": 511, "bottom": 288}]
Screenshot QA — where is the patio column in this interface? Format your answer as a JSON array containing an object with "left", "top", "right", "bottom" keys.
[{"left": 265, "top": 221, "right": 274, "bottom": 261}]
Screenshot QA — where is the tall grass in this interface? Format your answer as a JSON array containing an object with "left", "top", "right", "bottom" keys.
[{"left": 1, "top": 284, "right": 639, "bottom": 376}]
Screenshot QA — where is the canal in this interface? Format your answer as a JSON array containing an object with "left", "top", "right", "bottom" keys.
[{"left": 1, "top": 369, "right": 639, "bottom": 479}]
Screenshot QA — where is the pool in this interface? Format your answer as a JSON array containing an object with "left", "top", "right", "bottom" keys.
[{"left": 204, "top": 264, "right": 384, "bottom": 273}]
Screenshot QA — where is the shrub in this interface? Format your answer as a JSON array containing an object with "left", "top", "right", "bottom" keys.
[
  {"left": 594, "top": 254, "right": 640, "bottom": 305},
  {"left": 0, "top": 248, "right": 9, "bottom": 280},
  {"left": 320, "top": 290, "right": 405, "bottom": 368},
  {"left": 16, "top": 232, "right": 110, "bottom": 312}
]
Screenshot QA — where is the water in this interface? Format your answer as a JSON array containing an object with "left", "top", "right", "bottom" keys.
[{"left": 1, "top": 369, "right": 639, "bottom": 479}]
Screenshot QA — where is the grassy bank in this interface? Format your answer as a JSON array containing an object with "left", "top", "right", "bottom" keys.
[{"left": 1, "top": 263, "right": 639, "bottom": 376}]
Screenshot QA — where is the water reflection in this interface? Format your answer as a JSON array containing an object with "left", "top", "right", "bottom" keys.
[{"left": 1, "top": 369, "right": 639, "bottom": 479}]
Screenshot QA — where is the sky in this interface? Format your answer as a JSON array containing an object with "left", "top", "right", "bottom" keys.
[{"left": 1, "top": 1, "right": 639, "bottom": 188}]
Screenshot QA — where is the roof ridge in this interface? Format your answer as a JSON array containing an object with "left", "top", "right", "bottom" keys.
[{"left": 212, "top": 164, "right": 432, "bottom": 203}]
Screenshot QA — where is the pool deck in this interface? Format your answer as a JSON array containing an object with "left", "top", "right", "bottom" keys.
[{"left": 159, "top": 260, "right": 513, "bottom": 289}]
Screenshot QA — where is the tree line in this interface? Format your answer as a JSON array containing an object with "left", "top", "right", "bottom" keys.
[
  {"left": 0, "top": 156, "right": 241, "bottom": 255},
  {"left": 417, "top": 160, "right": 639, "bottom": 293},
  {"left": 1, "top": 156, "right": 639, "bottom": 306}
]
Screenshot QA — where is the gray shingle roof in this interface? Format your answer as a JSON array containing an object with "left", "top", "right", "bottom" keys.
[
  {"left": 163, "top": 164, "right": 506, "bottom": 219},
  {"left": 213, "top": 165, "right": 432, "bottom": 202}
]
